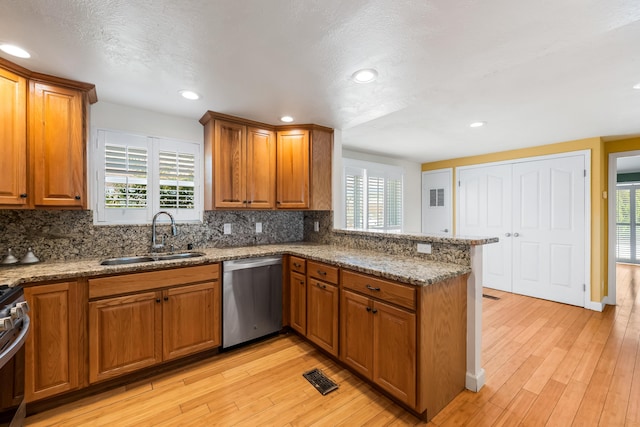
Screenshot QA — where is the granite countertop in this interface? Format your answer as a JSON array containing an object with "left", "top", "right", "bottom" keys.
[
  {"left": 0, "top": 243, "right": 471, "bottom": 288},
  {"left": 332, "top": 228, "right": 499, "bottom": 245}
]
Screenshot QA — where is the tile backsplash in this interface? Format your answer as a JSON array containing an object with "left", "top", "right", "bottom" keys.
[{"left": 0, "top": 210, "right": 304, "bottom": 262}]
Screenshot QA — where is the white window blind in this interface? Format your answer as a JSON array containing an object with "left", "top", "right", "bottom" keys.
[
  {"left": 96, "top": 130, "right": 201, "bottom": 224},
  {"left": 343, "top": 159, "right": 403, "bottom": 232}
]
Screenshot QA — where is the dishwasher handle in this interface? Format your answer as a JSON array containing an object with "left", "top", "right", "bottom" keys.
[{"left": 223, "top": 256, "right": 282, "bottom": 272}]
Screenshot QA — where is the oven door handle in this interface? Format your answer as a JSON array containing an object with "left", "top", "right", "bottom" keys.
[{"left": 0, "top": 315, "right": 30, "bottom": 371}]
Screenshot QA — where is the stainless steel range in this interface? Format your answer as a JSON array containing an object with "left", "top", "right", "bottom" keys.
[{"left": 0, "top": 285, "right": 30, "bottom": 427}]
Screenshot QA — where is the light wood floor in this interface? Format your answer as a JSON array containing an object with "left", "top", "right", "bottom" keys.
[{"left": 25, "top": 264, "right": 640, "bottom": 426}]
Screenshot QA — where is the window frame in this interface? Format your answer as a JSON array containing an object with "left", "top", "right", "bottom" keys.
[
  {"left": 93, "top": 128, "right": 203, "bottom": 225},
  {"left": 343, "top": 158, "right": 404, "bottom": 232}
]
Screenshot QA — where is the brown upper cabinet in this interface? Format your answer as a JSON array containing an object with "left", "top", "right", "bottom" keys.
[
  {"left": 0, "top": 58, "right": 97, "bottom": 209},
  {"left": 200, "top": 111, "right": 332, "bottom": 210},
  {"left": 207, "top": 118, "right": 276, "bottom": 209}
]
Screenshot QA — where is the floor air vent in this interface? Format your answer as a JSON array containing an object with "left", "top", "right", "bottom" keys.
[{"left": 303, "top": 368, "right": 339, "bottom": 395}]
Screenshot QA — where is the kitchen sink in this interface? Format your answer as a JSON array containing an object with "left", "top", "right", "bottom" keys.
[{"left": 100, "top": 252, "right": 205, "bottom": 266}]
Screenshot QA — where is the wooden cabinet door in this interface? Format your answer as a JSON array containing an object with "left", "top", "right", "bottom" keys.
[
  {"left": 340, "top": 290, "right": 373, "bottom": 379},
  {"left": 373, "top": 300, "right": 416, "bottom": 407},
  {"left": 163, "top": 282, "right": 220, "bottom": 361},
  {"left": 246, "top": 126, "right": 276, "bottom": 208},
  {"left": 24, "top": 281, "right": 81, "bottom": 402},
  {"left": 89, "top": 291, "right": 162, "bottom": 383},
  {"left": 276, "top": 129, "right": 309, "bottom": 208},
  {"left": 0, "top": 68, "right": 27, "bottom": 206},
  {"left": 290, "top": 271, "right": 307, "bottom": 335},
  {"left": 306, "top": 278, "right": 339, "bottom": 356},
  {"left": 30, "top": 82, "right": 85, "bottom": 207},
  {"left": 214, "top": 119, "right": 246, "bottom": 208}
]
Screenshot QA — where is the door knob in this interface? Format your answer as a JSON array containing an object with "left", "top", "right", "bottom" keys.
[
  {"left": 442, "top": 229, "right": 449, "bottom": 233},
  {"left": 505, "top": 233, "right": 511, "bottom": 237},
  {"left": 513, "top": 232, "right": 520, "bottom": 237}
]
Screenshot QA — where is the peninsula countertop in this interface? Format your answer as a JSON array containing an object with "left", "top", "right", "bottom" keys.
[{"left": 0, "top": 243, "right": 471, "bottom": 288}]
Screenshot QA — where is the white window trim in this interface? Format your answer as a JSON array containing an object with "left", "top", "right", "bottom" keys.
[
  {"left": 343, "top": 158, "right": 404, "bottom": 232},
  {"left": 92, "top": 128, "right": 203, "bottom": 225}
]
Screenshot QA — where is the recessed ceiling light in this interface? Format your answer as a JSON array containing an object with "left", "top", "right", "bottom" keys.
[
  {"left": 280, "top": 116, "right": 294, "bottom": 123},
  {"left": 470, "top": 121, "right": 486, "bottom": 128},
  {"left": 0, "top": 44, "right": 31, "bottom": 58},
  {"left": 179, "top": 90, "right": 200, "bottom": 100},
  {"left": 633, "top": 83, "right": 640, "bottom": 90},
  {"left": 351, "top": 68, "right": 378, "bottom": 84}
]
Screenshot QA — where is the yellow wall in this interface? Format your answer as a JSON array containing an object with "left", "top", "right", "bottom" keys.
[{"left": 421, "top": 137, "right": 606, "bottom": 303}]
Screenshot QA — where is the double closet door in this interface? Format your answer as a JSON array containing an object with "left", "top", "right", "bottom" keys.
[{"left": 457, "top": 154, "right": 587, "bottom": 307}]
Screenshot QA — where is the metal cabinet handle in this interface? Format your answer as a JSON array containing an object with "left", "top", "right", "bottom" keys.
[
  {"left": 513, "top": 232, "right": 520, "bottom": 237},
  {"left": 366, "top": 307, "right": 371, "bottom": 312},
  {"left": 19, "top": 194, "right": 27, "bottom": 198},
  {"left": 316, "top": 283, "right": 327, "bottom": 289},
  {"left": 293, "top": 262, "right": 301, "bottom": 268},
  {"left": 299, "top": 280, "right": 305, "bottom": 285},
  {"left": 366, "top": 285, "right": 380, "bottom": 291},
  {"left": 505, "top": 232, "right": 511, "bottom": 237},
  {"left": 75, "top": 195, "right": 81, "bottom": 200},
  {"left": 317, "top": 270, "right": 327, "bottom": 276},
  {"left": 164, "top": 296, "right": 169, "bottom": 301},
  {"left": 156, "top": 298, "right": 161, "bottom": 303},
  {"left": 371, "top": 308, "right": 378, "bottom": 314}
]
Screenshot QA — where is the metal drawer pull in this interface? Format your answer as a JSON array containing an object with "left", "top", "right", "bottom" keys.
[
  {"left": 366, "top": 307, "right": 371, "bottom": 312},
  {"left": 299, "top": 280, "right": 305, "bottom": 285},
  {"left": 156, "top": 298, "right": 161, "bottom": 303},
  {"left": 366, "top": 285, "right": 380, "bottom": 291},
  {"left": 293, "top": 262, "right": 302, "bottom": 268},
  {"left": 317, "top": 270, "right": 327, "bottom": 276},
  {"left": 371, "top": 308, "right": 378, "bottom": 314},
  {"left": 316, "top": 283, "right": 327, "bottom": 289}
]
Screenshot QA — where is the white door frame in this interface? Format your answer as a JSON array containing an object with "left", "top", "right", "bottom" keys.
[
  {"left": 607, "top": 150, "right": 640, "bottom": 307},
  {"left": 455, "top": 150, "right": 593, "bottom": 309},
  {"left": 421, "top": 168, "right": 453, "bottom": 235}
]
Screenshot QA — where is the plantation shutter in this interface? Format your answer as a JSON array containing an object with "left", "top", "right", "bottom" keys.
[
  {"left": 344, "top": 167, "right": 364, "bottom": 229},
  {"left": 367, "top": 174, "right": 385, "bottom": 229},
  {"left": 158, "top": 151, "right": 196, "bottom": 210},
  {"left": 385, "top": 174, "right": 403, "bottom": 230}
]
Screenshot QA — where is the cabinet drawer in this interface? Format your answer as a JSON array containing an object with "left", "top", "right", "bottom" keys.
[
  {"left": 289, "top": 256, "right": 306, "bottom": 274},
  {"left": 341, "top": 270, "right": 416, "bottom": 311},
  {"left": 307, "top": 261, "right": 339, "bottom": 284},
  {"left": 89, "top": 264, "right": 219, "bottom": 299}
]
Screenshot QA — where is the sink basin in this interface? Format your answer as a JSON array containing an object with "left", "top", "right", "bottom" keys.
[
  {"left": 100, "top": 256, "right": 156, "bottom": 265},
  {"left": 100, "top": 252, "right": 205, "bottom": 266}
]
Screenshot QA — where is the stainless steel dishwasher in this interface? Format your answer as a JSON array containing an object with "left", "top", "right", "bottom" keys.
[{"left": 222, "top": 256, "right": 283, "bottom": 349}]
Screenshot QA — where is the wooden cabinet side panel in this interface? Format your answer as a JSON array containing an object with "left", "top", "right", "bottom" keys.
[
  {"left": 89, "top": 291, "right": 163, "bottom": 383},
  {"left": 289, "top": 271, "right": 306, "bottom": 335},
  {"left": 203, "top": 121, "right": 214, "bottom": 210},
  {"left": 417, "top": 274, "right": 468, "bottom": 416},
  {"left": 0, "top": 68, "right": 27, "bottom": 206},
  {"left": 310, "top": 129, "right": 332, "bottom": 210},
  {"left": 163, "top": 282, "right": 220, "bottom": 360},
  {"left": 276, "top": 130, "right": 309, "bottom": 208},
  {"left": 373, "top": 301, "right": 416, "bottom": 408},
  {"left": 24, "top": 281, "right": 81, "bottom": 402},
  {"left": 30, "top": 82, "right": 84, "bottom": 207},
  {"left": 214, "top": 119, "right": 246, "bottom": 208},
  {"left": 339, "top": 289, "right": 373, "bottom": 379},
  {"left": 246, "top": 127, "right": 276, "bottom": 208},
  {"left": 306, "top": 279, "right": 339, "bottom": 356}
]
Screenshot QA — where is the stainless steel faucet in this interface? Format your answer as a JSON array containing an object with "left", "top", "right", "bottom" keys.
[{"left": 151, "top": 211, "right": 177, "bottom": 252}]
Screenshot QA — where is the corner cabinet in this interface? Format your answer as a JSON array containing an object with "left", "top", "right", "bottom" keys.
[
  {"left": 24, "top": 280, "right": 87, "bottom": 402},
  {"left": 0, "top": 58, "right": 96, "bottom": 209},
  {"left": 200, "top": 111, "right": 332, "bottom": 211},
  {"left": 88, "top": 264, "right": 220, "bottom": 383}
]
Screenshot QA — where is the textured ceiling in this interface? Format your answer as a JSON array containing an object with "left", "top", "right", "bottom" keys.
[{"left": 2, "top": 0, "right": 640, "bottom": 162}]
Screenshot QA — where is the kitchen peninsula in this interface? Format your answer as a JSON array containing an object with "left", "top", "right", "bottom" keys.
[{"left": 1, "top": 230, "right": 496, "bottom": 421}]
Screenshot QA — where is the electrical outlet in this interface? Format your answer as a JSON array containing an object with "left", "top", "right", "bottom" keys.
[
  {"left": 314, "top": 221, "right": 320, "bottom": 232},
  {"left": 417, "top": 243, "right": 432, "bottom": 254},
  {"left": 223, "top": 223, "right": 232, "bottom": 235},
  {"left": 256, "top": 222, "right": 262, "bottom": 233}
]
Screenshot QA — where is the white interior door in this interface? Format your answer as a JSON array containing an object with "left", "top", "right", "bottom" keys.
[
  {"left": 421, "top": 169, "right": 452, "bottom": 235},
  {"left": 511, "top": 156, "right": 586, "bottom": 306},
  {"left": 458, "top": 164, "right": 512, "bottom": 292}
]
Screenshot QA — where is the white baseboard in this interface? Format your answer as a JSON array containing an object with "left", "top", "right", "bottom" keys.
[
  {"left": 585, "top": 300, "right": 605, "bottom": 312},
  {"left": 465, "top": 369, "right": 486, "bottom": 392}
]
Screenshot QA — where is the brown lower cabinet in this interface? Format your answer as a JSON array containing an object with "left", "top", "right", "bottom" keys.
[
  {"left": 88, "top": 267, "right": 220, "bottom": 383},
  {"left": 24, "top": 280, "right": 86, "bottom": 403},
  {"left": 340, "top": 289, "right": 416, "bottom": 407},
  {"left": 306, "top": 278, "right": 339, "bottom": 357}
]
